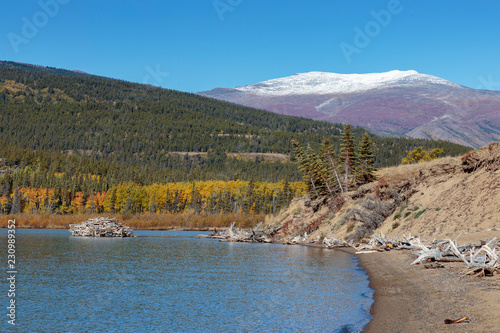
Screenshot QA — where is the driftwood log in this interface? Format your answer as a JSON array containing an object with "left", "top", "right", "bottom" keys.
[
  {"left": 203, "top": 222, "right": 273, "bottom": 243},
  {"left": 202, "top": 225, "right": 499, "bottom": 278},
  {"left": 356, "top": 233, "right": 499, "bottom": 275},
  {"left": 323, "top": 237, "right": 352, "bottom": 249}
]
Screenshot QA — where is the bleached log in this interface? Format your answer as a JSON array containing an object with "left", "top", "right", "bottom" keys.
[
  {"left": 446, "top": 238, "right": 471, "bottom": 266},
  {"left": 411, "top": 248, "right": 443, "bottom": 265},
  {"left": 253, "top": 222, "right": 263, "bottom": 231},
  {"left": 291, "top": 233, "right": 308, "bottom": 244},
  {"left": 323, "top": 237, "right": 350, "bottom": 248},
  {"left": 363, "top": 234, "right": 499, "bottom": 272}
]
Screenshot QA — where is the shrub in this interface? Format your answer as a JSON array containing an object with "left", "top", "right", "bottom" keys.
[
  {"left": 318, "top": 232, "right": 326, "bottom": 244},
  {"left": 346, "top": 191, "right": 401, "bottom": 241},
  {"left": 414, "top": 209, "right": 427, "bottom": 219}
]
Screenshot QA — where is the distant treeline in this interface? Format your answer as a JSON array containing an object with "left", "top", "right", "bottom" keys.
[
  {"left": 1, "top": 180, "right": 305, "bottom": 216},
  {"left": 0, "top": 142, "right": 305, "bottom": 215}
]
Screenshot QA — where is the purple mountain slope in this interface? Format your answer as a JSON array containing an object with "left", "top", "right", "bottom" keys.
[{"left": 198, "top": 71, "right": 500, "bottom": 147}]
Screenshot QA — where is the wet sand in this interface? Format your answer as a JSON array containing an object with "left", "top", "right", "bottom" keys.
[{"left": 352, "top": 249, "right": 500, "bottom": 333}]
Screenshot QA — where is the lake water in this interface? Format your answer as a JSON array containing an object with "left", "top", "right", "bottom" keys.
[{"left": 2, "top": 229, "right": 373, "bottom": 332}]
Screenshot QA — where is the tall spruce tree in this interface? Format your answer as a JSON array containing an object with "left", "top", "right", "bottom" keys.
[
  {"left": 281, "top": 176, "right": 293, "bottom": 204},
  {"left": 149, "top": 192, "right": 157, "bottom": 214},
  {"left": 313, "top": 156, "right": 333, "bottom": 196},
  {"left": 320, "top": 139, "right": 344, "bottom": 194},
  {"left": 243, "top": 177, "right": 256, "bottom": 213},
  {"left": 339, "top": 124, "right": 356, "bottom": 192},
  {"left": 11, "top": 187, "right": 21, "bottom": 214},
  {"left": 356, "top": 132, "right": 376, "bottom": 184},
  {"left": 292, "top": 140, "right": 319, "bottom": 198},
  {"left": 306, "top": 145, "right": 324, "bottom": 195},
  {"left": 109, "top": 188, "right": 117, "bottom": 213}
]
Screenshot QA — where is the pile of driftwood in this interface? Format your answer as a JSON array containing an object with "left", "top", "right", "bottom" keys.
[
  {"left": 411, "top": 236, "right": 499, "bottom": 277},
  {"left": 290, "top": 233, "right": 309, "bottom": 244},
  {"left": 69, "top": 217, "right": 134, "bottom": 237},
  {"left": 202, "top": 224, "right": 499, "bottom": 277},
  {"left": 204, "top": 222, "right": 273, "bottom": 243},
  {"left": 355, "top": 233, "right": 500, "bottom": 276}
]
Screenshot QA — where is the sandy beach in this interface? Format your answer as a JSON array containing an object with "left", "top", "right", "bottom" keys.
[{"left": 354, "top": 249, "right": 500, "bottom": 333}]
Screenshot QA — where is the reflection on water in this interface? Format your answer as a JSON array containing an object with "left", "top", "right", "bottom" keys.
[{"left": 1, "top": 229, "right": 373, "bottom": 332}]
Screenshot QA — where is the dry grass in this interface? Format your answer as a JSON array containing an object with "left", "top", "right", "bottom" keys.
[
  {"left": 0, "top": 214, "right": 90, "bottom": 229},
  {"left": 0, "top": 213, "right": 264, "bottom": 230},
  {"left": 376, "top": 156, "right": 459, "bottom": 184}
]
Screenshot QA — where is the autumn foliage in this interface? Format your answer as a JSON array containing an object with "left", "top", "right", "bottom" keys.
[
  {"left": 0, "top": 180, "right": 306, "bottom": 216},
  {"left": 402, "top": 146, "right": 444, "bottom": 164}
]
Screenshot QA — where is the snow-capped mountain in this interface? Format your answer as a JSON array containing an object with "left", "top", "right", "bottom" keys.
[
  {"left": 233, "top": 70, "right": 461, "bottom": 96},
  {"left": 198, "top": 70, "right": 500, "bottom": 147}
]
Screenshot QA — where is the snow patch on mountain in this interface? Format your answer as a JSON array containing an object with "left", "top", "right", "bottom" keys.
[{"left": 234, "top": 70, "right": 461, "bottom": 96}]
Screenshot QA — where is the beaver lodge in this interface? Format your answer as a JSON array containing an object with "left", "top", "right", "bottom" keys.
[{"left": 69, "top": 217, "right": 134, "bottom": 237}]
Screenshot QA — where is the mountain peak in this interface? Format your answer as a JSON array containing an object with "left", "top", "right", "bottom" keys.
[
  {"left": 198, "top": 70, "right": 500, "bottom": 147},
  {"left": 233, "top": 70, "right": 460, "bottom": 96}
]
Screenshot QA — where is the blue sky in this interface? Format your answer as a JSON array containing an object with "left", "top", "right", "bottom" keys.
[{"left": 1, "top": 0, "right": 499, "bottom": 92}]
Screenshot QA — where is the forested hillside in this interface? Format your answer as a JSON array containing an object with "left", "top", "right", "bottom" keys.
[
  {"left": 0, "top": 61, "right": 472, "bottom": 221},
  {"left": 0, "top": 61, "right": 469, "bottom": 178}
]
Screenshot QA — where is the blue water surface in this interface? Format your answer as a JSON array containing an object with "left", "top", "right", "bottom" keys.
[{"left": 1, "top": 229, "right": 373, "bottom": 332}]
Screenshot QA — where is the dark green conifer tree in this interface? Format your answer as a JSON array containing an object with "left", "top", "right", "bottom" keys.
[
  {"left": 149, "top": 192, "right": 157, "bottom": 214},
  {"left": 292, "top": 140, "right": 319, "bottom": 198},
  {"left": 109, "top": 188, "right": 117, "bottom": 213},
  {"left": 356, "top": 132, "right": 377, "bottom": 184},
  {"left": 306, "top": 145, "right": 325, "bottom": 195},
  {"left": 44, "top": 188, "right": 51, "bottom": 213},
  {"left": 11, "top": 188, "right": 21, "bottom": 214},
  {"left": 190, "top": 182, "right": 202, "bottom": 214},
  {"left": 243, "top": 177, "right": 256, "bottom": 213},
  {"left": 281, "top": 176, "right": 293, "bottom": 204},
  {"left": 320, "top": 139, "right": 343, "bottom": 194},
  {"left": 339, "top": 124, "right": 356, "bottom": 191}
]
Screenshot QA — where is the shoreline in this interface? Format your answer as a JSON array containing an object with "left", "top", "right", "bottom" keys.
[
  {"left": 5, "top": 225, "right": 499, "bottom": 331},
  {"left": 351, "top": 249, "right": 500, "bottom": 333},
  {"left": 0, "top": 226, "right": 216, "bottom": 231},
  {"left": 198, "top": 235, "right": 500, "bottom": 332},
  {"left": 0, "top": 224, "right": 247, "bottom": 231},
  {"left": 0, "top": 213, "right": 262, "bottom": 230}
]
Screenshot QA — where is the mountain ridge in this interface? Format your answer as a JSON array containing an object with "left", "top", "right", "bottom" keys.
[
  {"left": 199, "top": 70, "right": 500, "bottom": 147},
  {"left": 232, "top": 70, "right": 462, "bottom": 96}
]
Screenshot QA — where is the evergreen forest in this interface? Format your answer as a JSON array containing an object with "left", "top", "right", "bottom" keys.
[{"left": 0, "top": 61, "right": 471, "bottom": 221}]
